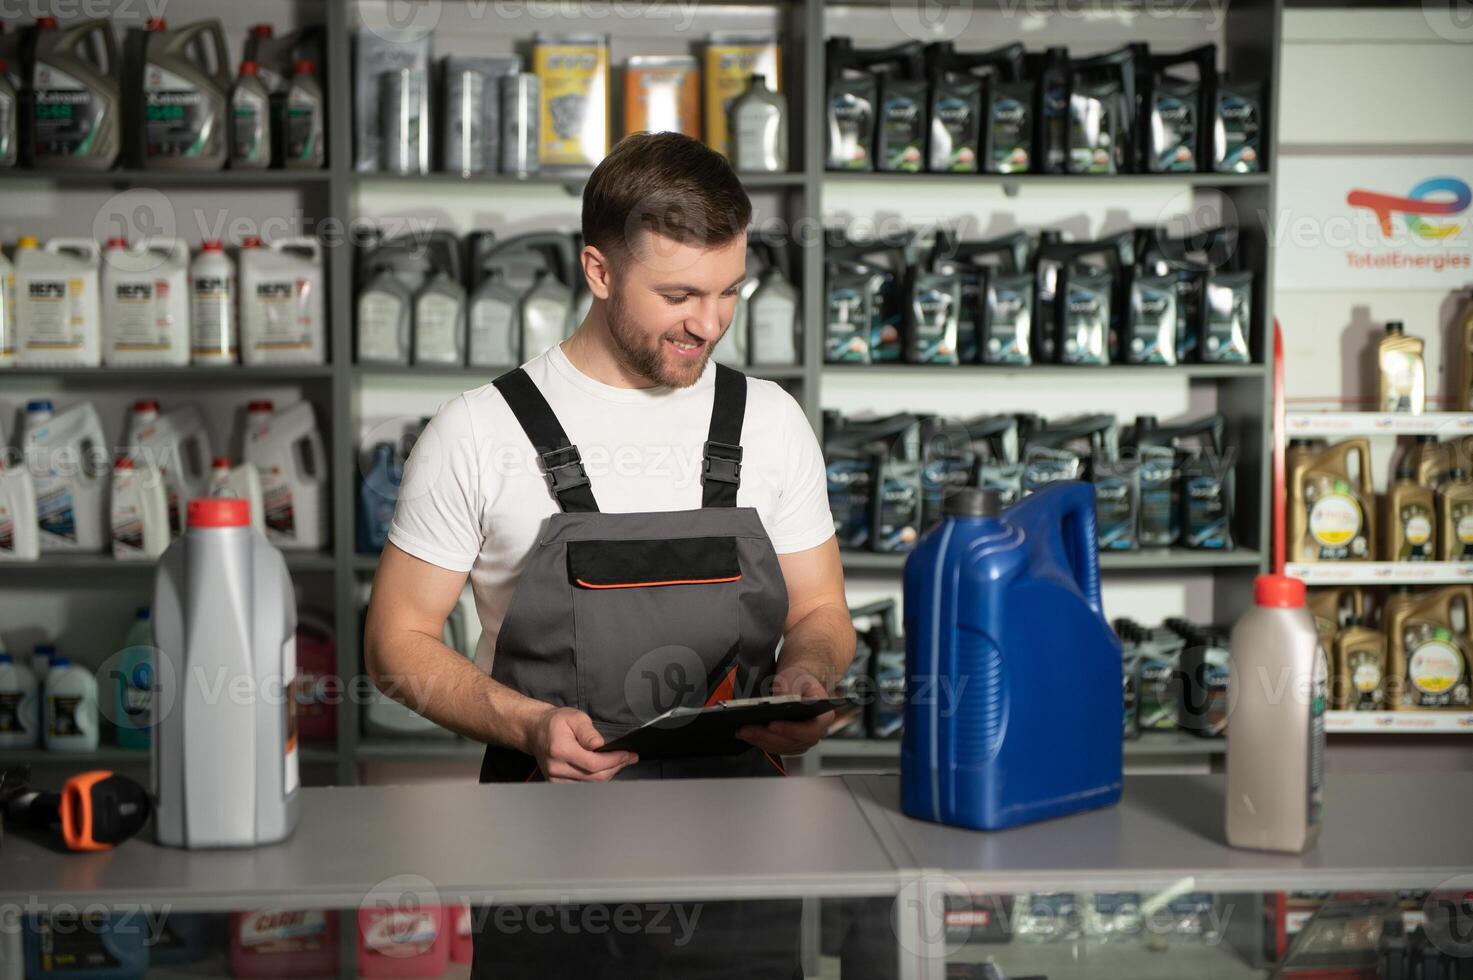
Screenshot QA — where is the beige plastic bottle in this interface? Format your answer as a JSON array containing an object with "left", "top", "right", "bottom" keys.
[
  {"left": 1290, "top": 439, "right": 1375, "bottom": 562},
  {"left": 1438, "top": 468, "right": 1473, "bottom": 561},
  {"left": 1385, "top": 453, "right": 1436, "bottom": 561},
  {"left": 1378, "top": 321, "right": 1425, "bottom": 414},
  {"left": 1387, "top": 585, "right": 1473, "bottom": 711},
  {"left": 1227, "top": 574, "right": 1326, "bottom": 854},
  {"left": 1333, "top": 617, "right": 1388, "bottom": 711}
]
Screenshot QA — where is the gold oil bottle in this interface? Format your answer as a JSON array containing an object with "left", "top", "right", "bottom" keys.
[
  {"left": 1333, "top": 616, "right": 1389, "bottom": 711},
  {"left": 1438, "top": 467, "right": 1473, "bottom": 561},
  {"left": 1378, "top": 321, "right": 1425, "bottom": 414},
  {"left": 1384, "top": 452, "right": 1436, "bottom": 561},
  {"left": 1289, "top": 439, "right": 1375, "bottom": 562},
  {"left": 1386, "top": 585, "right": 1473, "bottom": 710}
]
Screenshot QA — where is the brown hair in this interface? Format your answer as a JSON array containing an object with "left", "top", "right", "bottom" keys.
[{"left": 582, "top": 132, "right": 752, "bottom": 263}]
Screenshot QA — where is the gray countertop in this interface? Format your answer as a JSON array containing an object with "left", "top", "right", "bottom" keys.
[{"left": 1, "top": 772, "right": 1469, "bottom": 911}]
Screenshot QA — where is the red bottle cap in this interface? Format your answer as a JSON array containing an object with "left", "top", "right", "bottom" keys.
[
  {"left": 293, "top": 59, "right": 315, "bottom": 76},
  {"left": 189, "top": 498, "right": 250, "bottom": 529},
  {"left": 114, "top": 457, "right": 134, "bottom": 470},
  {"left": 240, "top": 236, "right": 263, "bottom": 248},
  {"left": 106, "top": 237, "right": 129, "bottom": 249},
  {"left": 133, "top": 399, "right": 161, "bottom": 413},
  {"left": 251, "top": 24, "right": 274, "bottom": 38},
  {"left": 201, "top": 240, "right": 224, "bottom": 252},
  {"left": 247, "top": 399, "right": 274, "bottom": 413},
  {"left": 212, "top": 456, "right": 231, "bottom": 468},
  {"left": 239, "top": 60, "right": 259, "bottom": 76},
  {"left": 1254, "top": 574, "right": 1307, "bottom": 609},
  {"left": 37, "top": 17, "right": 58, "bottom": 29},
  {"left": 145, "top": 18, "right": 166, "bottom": 31}
]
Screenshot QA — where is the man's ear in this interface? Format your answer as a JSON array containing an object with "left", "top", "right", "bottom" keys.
[{"left": 583, "top": 245, "right": 614, "bottom": 300}]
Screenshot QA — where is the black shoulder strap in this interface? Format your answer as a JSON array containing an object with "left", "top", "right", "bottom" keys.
[
  {"left": 701, "top": 364, "right": 747, "bottom": 508},
  {"left": 493, "top": 368, "right": 599, "bottom": 514}
]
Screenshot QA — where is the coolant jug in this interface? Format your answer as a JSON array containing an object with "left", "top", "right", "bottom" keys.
[
  {"left": 901, "top": 482, "right": 1122, "bottom": 831},
  {"left": 152, "top": 497, "right": 298, "bottom": 848}
]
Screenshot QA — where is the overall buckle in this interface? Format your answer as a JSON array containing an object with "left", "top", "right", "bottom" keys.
[
  {"left": 702, "top": 440, "right": 743, "bottom": 486},
  {"left": 541, "top": 445, "right": 590, "bottom": 494}
]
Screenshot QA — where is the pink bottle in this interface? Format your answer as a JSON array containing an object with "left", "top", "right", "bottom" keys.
[
  {"left": 229, "top": 910, "right": 338, "bottom": 978},
  {"left": 294, "top": 609, "right": 337, "bottom": 742},
  {"left": 449, "top": 905, "right": 473, "bottom": 964},
  {"left": 357, "top": 906, "right": 449, "bottom": 978}
]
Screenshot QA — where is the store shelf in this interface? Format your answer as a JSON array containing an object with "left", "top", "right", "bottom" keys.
[
  {"left": 352, "top": 171, "right": 805, "bottom": 190},
  {"left": 823, "top": 171, "right": 1270, "bottom": 188},
  {"left": 1326, "top": 710, "right": 1473, "bottom": 734},
  {"left": 0, "top": 552, "right": 337, "bottom": 577},
  {"left": 823, "top": 363, "right": 1264, "bottom": 379},
  {"left": 354, "top": 553, "right": 381, "bottom": 573},
  {"left": 0, "top": 746, "right": 337, "bottom": 765},
  {"left": 1285, "top": 412, "right": 1473, "bottom": 437},
  {"left": 817, "top": 731, "right": 1223, "bottom": 764},
  {"left": 355, "top": 738, "right": 484, "bottom": 760},
  {"left": 0, "top": 169, "right": 331, "bottom": 187},
  {"left": 353, "top": 363, "right": 806, "bottom": 381},
  {"left": 0, "top": 365, "right": 335, "bottom": 384},
  {"left": 1285, "top": 561, "right": 1473, "bottom": 585},
  {"left": 843, "top": 548, "right": 1262, "bottom": 573}
]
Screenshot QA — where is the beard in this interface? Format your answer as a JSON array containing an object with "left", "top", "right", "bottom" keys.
[{"left": 605, "top": 287, "right": 715, "bottom": 389}]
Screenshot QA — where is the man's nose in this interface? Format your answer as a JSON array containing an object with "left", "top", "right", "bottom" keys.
[{"left": 685, "top": 298, "right": 725, "bottom": 342}]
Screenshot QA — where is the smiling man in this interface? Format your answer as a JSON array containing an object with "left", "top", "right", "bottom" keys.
[{"left": 364, "top": 132, "right": 854, "bottom": 976}]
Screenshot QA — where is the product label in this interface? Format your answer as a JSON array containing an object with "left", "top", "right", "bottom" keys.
[
  {"left": 1203, "top": 277, "right": 1252, "bottom": 362},
  {"left": 1068, "top": 92, "right": 1116, "bottom": 174},
  {"left": 1137, "top": 654, "right": 1178, "bottom": 730},
  {"left": 1215, "top": 92, "right": 1261, "bottom": 173},
  {"left": 1138, "top": 450, "right": 1179, "bottom": 546},
  {"left": 1455, "top": 504, "right": 1473, "bottom": 559},
  {"left": 734, "top": 100, "right": 781, "bottom": 172},
  {"left": 1022, "top": 449, "right": 1083, "bottom": 493},
  {"left": 1307, "top": 484, "right": 1366, "bottom": 559},
  {"left": 1061, "top": 280, "right": 1109, "bottom": 364},
  {"left": 1149, "top": 93, "right": 1197, "bottom": 172},
  {"left": 1346, "top": 648, "right": 1384, "bottom": 711},
  {"left": 415, "top": 293, "right": 462, "bottom": 361},
  {"left": 983, "top": 280, "right": 1031, "bottom": 364},
  {"left": 145, "top": 65, "right": 216, "bottom": 158},
  {"left": 874, "top": 462, "right": 920, "bottom": 553},
  {"left": 261, "top": 465, "right": 295, "bottom": 537},
  {"left": 110, "top": 277, "right": 175, "bottom": 351},
  {"left": 48, "top": 693, "right": 81, "bottom": 736},
  {"left": 238, "top": 910, "right": 327, "bottom": 949},
  {"left": 909, "top": 280, "right": 957, "bottom": 363},
  {"left": 112, "top": 495, "right": 144, "bottom": 554},
  {"left": 0, "top": 690, "right": 27, "bottom": 733},
  {"left": 358, "top": 292, "right": 406, "bottom": 361},
  {"left": 1093, "top": 472, "right": 1137, "bottom": 551},
  {"left": 1401, "top": 624, "right": 1470, "bottom": 708},
  {"left": 32, "top": 64, "right": 102, "bottom": 157},
  {"left": 34, "top": 481, "right": 77, "bottom": 544},
  {"left": 249, "top": 274, "right": 315, "bottom": 351},
  {"left": 879, "top": 89, "right": 924, "bottom": 172},
  {"left": 987, "top": 94, "right": 1029, "bottom": 174},
  {"left": 286, "top": 87, "right": 319, "bottom": 162},
  {"left": 231, "top": 88, "right": 269, "bottom": 163},
  {"left": 1184, "top": 471, "right": 1231, "bottom": 549},
  {"left": 825, "top": 283, "right": 870, "bottom": 362},
  {"left": 284, "top": 635, "right": 298, "bottom": 795},
  {"left": 1129, "top": 280, "right": 1177, "bottom": 364},
  {"left": 1400, "top": 505, "right": 1434, "bottom": 560},
  {"left": 191, "top": 274, "right": 236, "bottom": 358},
  {"left": 21, "top": 276, "right": 87, "bottom": 351},
  {"left": 35, "top": 912, "right": 132, "bottom": 973},
  {"left": 826, "top": 86, "right": 874, "bottom": 169},
  {"left": 0, "top": 505, "right": 14, "bottom": 554},
  {"left": 930, "top": 90, "right": 978, "bottom": 172},
  {"left": 1307, "top": 644, "right": 1327, "bottom": 826},
  {"left": 534, "top": 42, "right": 609, "bottom": 167},
  {"left": 826, "top": 456, "right": 872, "bottom": 548},
  {"left": 364, "top": 911, "right": 438, "bottom": 954},
  {"left": 122, "top": 659, "right": 152, "bottom": 727}
]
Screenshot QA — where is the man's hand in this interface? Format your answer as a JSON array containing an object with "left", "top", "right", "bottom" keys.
[
  {"left": 734, "top": 669, "right": 834, "bottom": 757},
  {"left": 529, "top": 706, "right": 639, "bottom": 783}
]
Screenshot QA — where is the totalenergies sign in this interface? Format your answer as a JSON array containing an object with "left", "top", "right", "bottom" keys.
[{"left": 1278, "top": 157, "right": 1473, "bottom": 289}]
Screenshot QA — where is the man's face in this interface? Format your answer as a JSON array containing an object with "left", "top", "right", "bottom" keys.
[{"left": 603, "top": 232, "right": 748, "bottom": 388}]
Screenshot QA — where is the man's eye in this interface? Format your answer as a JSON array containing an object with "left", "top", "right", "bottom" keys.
[{"left": 662, "top": 294, "right": 689, "bottom": 305}]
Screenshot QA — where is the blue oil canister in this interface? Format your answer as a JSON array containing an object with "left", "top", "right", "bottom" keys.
[
  {"left": 901, "top": 481, "right": 1123, "bottom": 830},
  {"left": 24, "top": 912, "right": 148, "bottom": 980}
]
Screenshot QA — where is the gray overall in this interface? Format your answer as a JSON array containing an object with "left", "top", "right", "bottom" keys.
[{"left": 471, "top": 363, "right": 803, "bottom": 979}]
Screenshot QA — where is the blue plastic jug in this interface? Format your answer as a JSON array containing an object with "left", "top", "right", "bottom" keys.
[
  {"left": 356, "top": 442, "right": 402, "bottom": 554},
  {"left": 25, "top": 911, "right": 149, "bottom": 980},
  {"left": 901, "top": 481, "right": 1123, "bottom": 831}
]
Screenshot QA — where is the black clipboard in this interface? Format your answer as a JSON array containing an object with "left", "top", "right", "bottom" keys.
[{"left": 596, "top": 696, "right": 859, "bottom": 759}]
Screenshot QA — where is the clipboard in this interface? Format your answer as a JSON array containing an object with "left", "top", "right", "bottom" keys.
[{"left": 596, "top": 695, "right": 859, "bottom": 760}]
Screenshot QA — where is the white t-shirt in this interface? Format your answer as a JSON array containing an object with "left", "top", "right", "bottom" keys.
[{"left": 388, "top": 343, "right": 835, "bottom": 671}]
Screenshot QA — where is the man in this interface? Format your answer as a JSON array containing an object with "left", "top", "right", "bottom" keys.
[{"left": 364, "top": 132, "right": 855, "bottom": 976}]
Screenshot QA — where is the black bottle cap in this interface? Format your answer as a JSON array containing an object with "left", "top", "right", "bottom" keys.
[
  {"left": 1451, "top": 467, "right": 1469, "bottom": 482},
  {"left": 946, "top": 487, "right": 1002, "bottom": 517},
  {"left": 1386, "top": 321, "right": 1404, "bottom": 335}
]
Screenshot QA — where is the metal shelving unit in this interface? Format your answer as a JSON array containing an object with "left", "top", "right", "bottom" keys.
[{"left": 0, "top": 0, "right": 1284, "bottom": 785}]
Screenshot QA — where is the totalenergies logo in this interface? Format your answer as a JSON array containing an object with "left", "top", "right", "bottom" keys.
[{"left": 1347, "top": 177, "right": 1472, "bottom": 240}]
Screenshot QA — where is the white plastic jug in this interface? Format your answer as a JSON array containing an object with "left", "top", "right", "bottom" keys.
[
  {"left": 0, "top": 462, "right": 39, "bottom": 561},
  {"left": 0, "top": 645, "right": 39, "bottom": 749},
  {"left": 240, "top": 237, "right": 325, "bottom": 365},
  {"left": 111, "top": 455, "right": 170, "bottom": 561},
  {"left": 102, "top": 237, "right": 191, "bottom": 366},
  {"left": 126, "top": 400, "right": 212, "bottom": 537},
  {"left": 209, "top": 456, "right": 266, "bottom": 536},
  {"left": 152, "top": 497, "right": 298, "bottom": 848},
  {"left": 243, "top": 400, "right": 327, "bottom": 551},
  {"left": 190, "top": 240, "right": 236, "bottom": 365},
  {"left": 22, "top": 399, "right": 108, "bottom": 552},
  {"left": 16, "top": 236, "right": 102, "bottom": 366},
  {"left": 43, "top": 654, "right": 99, "bottom": 752}
]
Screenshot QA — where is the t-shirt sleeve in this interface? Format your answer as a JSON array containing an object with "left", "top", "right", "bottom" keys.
[
  {"left": 387, "top": 395, "right": 485, "bottom": 572},
  {"left": 767, "top": 392, "right": 836, "bottom": 555}
]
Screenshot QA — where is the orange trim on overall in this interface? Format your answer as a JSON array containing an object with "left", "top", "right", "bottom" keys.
[
  {"left": 59, "top": 770, "right": 113, "bottom": 852},
  {"left": 704, "top": 666, "right": 737, "bottom": 707},
  {"left": 762, "top": 752, "right": 788, "bottom": 777},
  {"left": 575, "top": 574, "right": 741, "bottom": 590}
]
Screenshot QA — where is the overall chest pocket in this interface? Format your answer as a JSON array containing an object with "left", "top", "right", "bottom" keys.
[{"left": 567, "top": 536, "right": 744, "bottom": 736}]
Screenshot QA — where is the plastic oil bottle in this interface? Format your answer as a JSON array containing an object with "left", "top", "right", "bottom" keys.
[
  {"left": 22, "top": 399, "right": 108, "bottom": 553},
  {"left": 209, "top": 456, "right": 266, "bottom": 536},
  {"left": 15, "top": 237, "right": 102, "bottom": 367},
  {"left": 748, "top": 260, "right": 800, "bottom": 365},
  {"left": 43, "top": 653, "right": 99, "bottom": 752},
  {"left": 29, "top": 17, "right": 122, "bottom": 170},
  {"left": 110, "top": 455, "right": 170, "bottom": 561},
  {"left": 240, "top": 237, "right": 325, "bottom": 364},
  {"left": 1438, "top": 468, "right": 1473, "bottom": 561},
  {"left": 1385, "top": 452, "right": 1436, "bottom": 561},
  {"left": 191, "top": 240, "right": 237, "bottom": 365},
  {"left": 282, "top": 60, "right": 324, "bottom": 169},
  {"left": 244, "top": 400, "right": 328, "bottom": 552},
  {"left": 1308, "top": 585, "right": 1363, "bottom": 657},
  {"left": 126, "top": 399, "right": 213, "bottom": 536},
  {"left": 412, "top": 269, "right": 467, "bottom": 365},
  {"left": 230, "top": 61, "right": 272, "bottom": 168},
  {"left": 137, "top": 19, "right": 230, "bottom": 169},
  {"left": 1385, "top": 585, "right": 1473, "bottom": 711},
  {"left": 357, "top": 263, "right": 413, "bottom": 365},
  {"left": 356, "top": 442, "right": 402, "bottom": 555},
  {"left": 152, "top": 497, "right": 298, "bottom": 847},
  {"left": 1378, "top": 321, "right": 1425, "bottom": 414},
  {"left": 0, "top": 643, "right": 39, "bottom": 748},
  {"left": 0, "top": 460, "right": 39, "bottom": 561},
  {"left": 1333, "top": 616, "right": 1388, "bottom": 712},
  {"left": 1288, "top": 439, "right": 1374, "bottom": 562},
  {"left": 102, "top": 237, "right": 191, "bottom": 366},
  {"left": 114, "top": 607, "right": 153, "bottom": 749},
  {"left": 1226, "top": 574, "right": 1326, "bottom": 854}
]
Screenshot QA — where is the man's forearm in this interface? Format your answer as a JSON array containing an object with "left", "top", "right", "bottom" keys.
[
  {"left": 366, "top": 629, "right": 549, "bottom": 753},
  {"left": 775, "top": 601, "right": 856, "bottom": 692}
]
